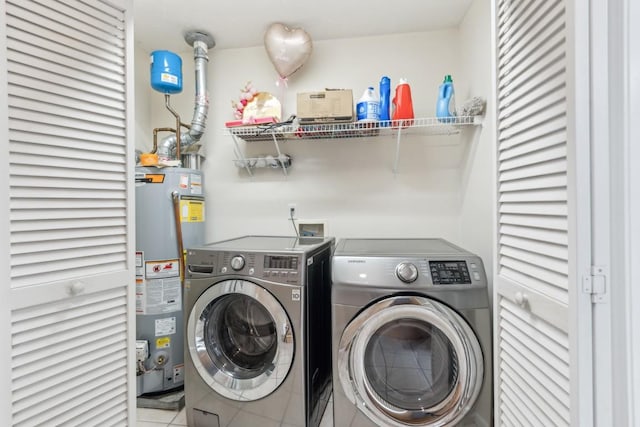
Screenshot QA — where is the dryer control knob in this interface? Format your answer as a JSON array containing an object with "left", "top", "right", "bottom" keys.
[
  {"left": 396, "top": 262, "right": 418, "bottom": 283},
  {"left": 230, "top": 255, "right": 245, "bottom": 271}
]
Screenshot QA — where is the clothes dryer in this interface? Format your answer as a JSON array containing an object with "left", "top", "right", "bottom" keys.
[
  {"left": 332, "top": 238, "right": 493, "bottom": 427},
  {"left": 184, "top": 236, "right": 334, "bottom": 427}
]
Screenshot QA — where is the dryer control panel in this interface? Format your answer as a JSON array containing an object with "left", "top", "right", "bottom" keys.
[{"left": 429, "top": 261, "right": 472, "bottom": 285}]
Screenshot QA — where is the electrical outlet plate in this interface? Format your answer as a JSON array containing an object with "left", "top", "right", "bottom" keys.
[{"left": 288, "top": 203, "right": 297, "bottom": 219}]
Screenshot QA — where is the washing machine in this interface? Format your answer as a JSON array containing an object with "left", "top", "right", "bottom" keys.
[
  {"left": 332, "top": 238, "right": 493, "bottom": 427},
  {"left": 184, "top": 235, "right": 334, "bottom": 427}
]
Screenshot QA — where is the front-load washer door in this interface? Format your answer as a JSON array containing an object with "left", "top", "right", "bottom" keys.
[
  {"left": 338, "top": 295, "right": 483, "bottom": 427},
  {"left": 187, "top": 279, "right": 294, "bottom": 401}
]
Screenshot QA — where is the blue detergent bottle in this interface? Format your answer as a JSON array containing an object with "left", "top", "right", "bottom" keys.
[
  {"left": 379, "top": 76, "right": 391, "bottom": 126},
  {"left": 436, "top": 74, "right": 456, "bottom": 122}
]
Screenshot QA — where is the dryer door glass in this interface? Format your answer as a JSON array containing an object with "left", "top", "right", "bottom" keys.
[
  {"left": 338, "top": 295, "right": 483, "bottom": 427},
  {"left": 187, "top": 279, "right": 294, "bottom": 401},
  {"left": 363, "top": 319, "right": 457, "bottom": 410}
]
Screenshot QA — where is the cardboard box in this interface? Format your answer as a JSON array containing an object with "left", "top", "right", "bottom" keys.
[{"left": 296, "top": 89, "right": 354, "bottom": 124}]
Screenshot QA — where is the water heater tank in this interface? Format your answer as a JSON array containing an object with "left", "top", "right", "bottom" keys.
[
  {"left": 150, "top": 50, "right": 183, "bottom": 94},
  {"left": 134, "top": 166, "right": 204, "bottom": 395}
]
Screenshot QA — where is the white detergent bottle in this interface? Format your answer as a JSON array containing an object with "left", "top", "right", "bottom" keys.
[{"left": 356, "top": 86, "right": 380, "bottom": 122}]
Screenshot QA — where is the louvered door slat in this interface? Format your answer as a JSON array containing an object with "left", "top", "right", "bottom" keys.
[
  {"left": 498, "top": 0, "right": 563, "bottom": 67},
  {"left": 500, "top": 213, "right": 568, "bottom": 230},
  {"left": 501, "top": 334, "right": 569, "bottom": 392},
  {"left": 498, "top": 103, "right": 566, "bottom": 140},
  {"left": 7, "top": 50, "right": 124, "bottom": 95},
  {"left": 29, "top": 0, "right": 125, "bottom": 50},
  {"left": 499, "top": 201, "right": 566, "bottom": 216},
  {"left": 498, "top": 297, "right": 571, "bottom": 425},
  {"left": 499, "top": 157, "right": 567, "bottom": 181},
  {"left": 501, "top": 255, "right": 568, "bottom": 289},
  {"left": 11, "top": 137, "right": 125, "bottom": 158},
  {"left": 499, "top": 187, "right": 567, "bottom": 203},
  {"left": 10, "top": 120, "right": 124, "bottom": 146},
  {"left": 500, "top": 234, "right": 568, "bottom": 260},
  {"left": 498, "top": 8, "right": 564, "bottom": 83},
  {"left": 10, "top": 84, "right": 125, "bottom": 118},
  {"left": 501, "top": 307, "right": 570, "bottom": 375},
  {"left": 5, "top": 1, "right": 133, "bottom": 423},
  {"left": 6, "top": 2, "right": 123, "bottom": 58},
  {"left": 500, "top": 143, "right": 567, "bottom": 172},
  {"left": 499, "top": 81, "right": 566, "bottom": 130},
  {"left": 12, "top": 346, "right": 126, "bottom": 393},
  {"left": 500, "top": 380, "right": 542, "bottom": 426},
  {"left": 10, "top": 93, "right": 125, "bottom": 128},
  {"left": 11, "top": 175, "right": 126, "bottom": 190},
  {"left": 66, "top": 402, "right": 127, "bottom": 427},
  {"left": 10, "top": 108, "right": 124, "bottom": 137},
  {"left": 501, "top": 245, "right": 567, "bottom": 274},
  {"left": 498, "top": 116, "right": 566, "bottom": 149},
  {"left": 499, "top": 173, "right": 567, "bottom": 192},
  {"left": 498, "top": 61, "right": 565, "bottom": 121},
  {"left": 5, "top": 4, "right": 124, "bottom": 70},
  {"left": 497, "top": 0, "right": 532, "bottom": 41},
  {"left": 13, "top": 358, "right": 125, "bottom": 413},
  {"left": 499, "top": 0, "right": 558, "bottom": 55},
  {"left": 500, "top": 221, "right": 567, "bottom": 243},
  {"left": 13, "top": 235, "right": 126, "bottom": 257},
  {"left": 11, "top": 287, "right": 129, "bottom": 426},
  {"left": 12, "top": 197, "right": 126, "bottom": 209},
  {"left": 11, "top": 164, "right": 126, "bottom": 181},
  {"left": 502, "top": 364, "right": 564, "bottom": 425},
  {"left": 15, "top": 382, "right": 126, "bottom": 426},
  {"left": 78, "top": 0, "right": 126, "bottom": 25},
  {"left": 499, "top": 130, "right": 566, "bottom": 160}
]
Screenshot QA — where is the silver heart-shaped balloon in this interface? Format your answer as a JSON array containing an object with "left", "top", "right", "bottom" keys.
[{"left": 264, "top": 23, "right": 313, "bottom": 79}]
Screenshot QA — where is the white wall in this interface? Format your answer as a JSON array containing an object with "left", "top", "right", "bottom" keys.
[
  {"left": 457, "top": 0, "right": 494, "bottom": 286},
  {"left": 135, "top": 2, "right": 493, "bottom": 269},
  {"left": 134, "top": 47, "right": 153, "bottom": 154}
]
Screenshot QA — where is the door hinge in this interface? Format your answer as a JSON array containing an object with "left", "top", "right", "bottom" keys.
[{"left": 583, "top": 265, "right": 609, "bottom": 303}]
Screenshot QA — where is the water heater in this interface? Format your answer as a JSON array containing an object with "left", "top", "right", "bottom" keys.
[{"left": 135, "top": 167, "right": 204, "bottom": 394}]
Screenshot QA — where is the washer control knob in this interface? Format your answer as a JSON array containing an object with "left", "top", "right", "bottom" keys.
[
  {"left": 230, "top": 255, "right": 245, "bottom": 271},
  {"left": 396, "top": 262, "right": 418, "bottom": 283}
]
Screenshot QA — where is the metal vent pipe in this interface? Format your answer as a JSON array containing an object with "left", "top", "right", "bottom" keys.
[{"left": 157, "top": 31, "right": 215, "bottom": 161}]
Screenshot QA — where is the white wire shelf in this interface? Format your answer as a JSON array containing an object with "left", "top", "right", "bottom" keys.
[
  {"left": 227, "top": 116, "right": 483, "bottom": 176},
  {"left": 225, "top": 116, "right": 482, "bottom": 142}
]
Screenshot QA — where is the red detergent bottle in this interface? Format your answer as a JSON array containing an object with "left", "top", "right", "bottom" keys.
[{"left": 392, "top": 77, "right": 414, "bottom": 126}]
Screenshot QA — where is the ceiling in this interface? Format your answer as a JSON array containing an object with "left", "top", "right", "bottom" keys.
[{"left": 133, "top": 0, "right": 475, "bottom": 53}]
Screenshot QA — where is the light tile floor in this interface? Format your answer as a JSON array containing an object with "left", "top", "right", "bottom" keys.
[{"left": 136, "top": 398, "right": 333, "bottom": 427}]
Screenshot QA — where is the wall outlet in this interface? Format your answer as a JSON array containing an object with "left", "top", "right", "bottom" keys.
[{"left": 288, "top": 203, "right": 297, "bottom": 219}]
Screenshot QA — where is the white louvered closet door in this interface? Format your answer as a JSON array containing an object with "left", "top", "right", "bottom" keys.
[
  {"left": 1, "top": 0, "right": 135, "bottom": 426},
  {"left": 495, "top": 0, "right": 592, "bottom": 426}
]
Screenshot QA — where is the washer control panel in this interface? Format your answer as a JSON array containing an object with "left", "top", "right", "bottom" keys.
[
  {"left": 186, "top": 249, "right": 303, "bottom": 285},
  {"left": 429, "top": 261, "right": 471, "bottom": 285}
]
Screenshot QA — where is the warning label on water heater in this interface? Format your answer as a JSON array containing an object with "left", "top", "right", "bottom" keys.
[
  {"left": 136, "top": 259, "right": 181, "bottom": 315},
  {"left": 180, "top": 199, "right": 204, "bottom": 222},
  {"left": 190, "top": 174, "right": 202, "bottom": 195}
]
